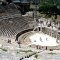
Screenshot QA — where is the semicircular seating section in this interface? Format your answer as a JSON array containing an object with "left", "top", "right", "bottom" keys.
[{"left": 0, "top": 16, "right": 33, "bottom": 38}]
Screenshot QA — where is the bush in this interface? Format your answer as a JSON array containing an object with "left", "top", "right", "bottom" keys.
[{"left": 34, "top": 54, "right": 38, "bottom": 59}]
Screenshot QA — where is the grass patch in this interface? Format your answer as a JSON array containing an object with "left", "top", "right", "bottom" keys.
[
  {"left": 17, "top": 50, "right": 33, "bottom": 54},
  {"left": 48, "top": 52, "right": 56, "bottom": 55},
  {"left": 0, "top": 48, "right": 7, "bottom": 52},
  {"left": 20, "top": 50, "right": 32, "bottom": 52}
]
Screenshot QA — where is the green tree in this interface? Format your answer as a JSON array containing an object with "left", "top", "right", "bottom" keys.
[{"left": 38, "top": 2, "right": 60, "bottom": 19}]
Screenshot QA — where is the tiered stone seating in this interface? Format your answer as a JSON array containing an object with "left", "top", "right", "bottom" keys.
[
  {"left": 0, "top": 3, "right": 34, "bottom": 38},
  {"left": 0, "top": 16, "right": 33, "bottom": 38}
]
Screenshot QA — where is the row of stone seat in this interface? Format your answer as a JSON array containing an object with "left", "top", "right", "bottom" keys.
[{"left": 0, "top": 16, "right": 32, "bottom": 38}]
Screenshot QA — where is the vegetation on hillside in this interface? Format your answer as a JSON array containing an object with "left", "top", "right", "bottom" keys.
[{"left": 38, "top": 0, "right": 60, "bottom": 19}]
